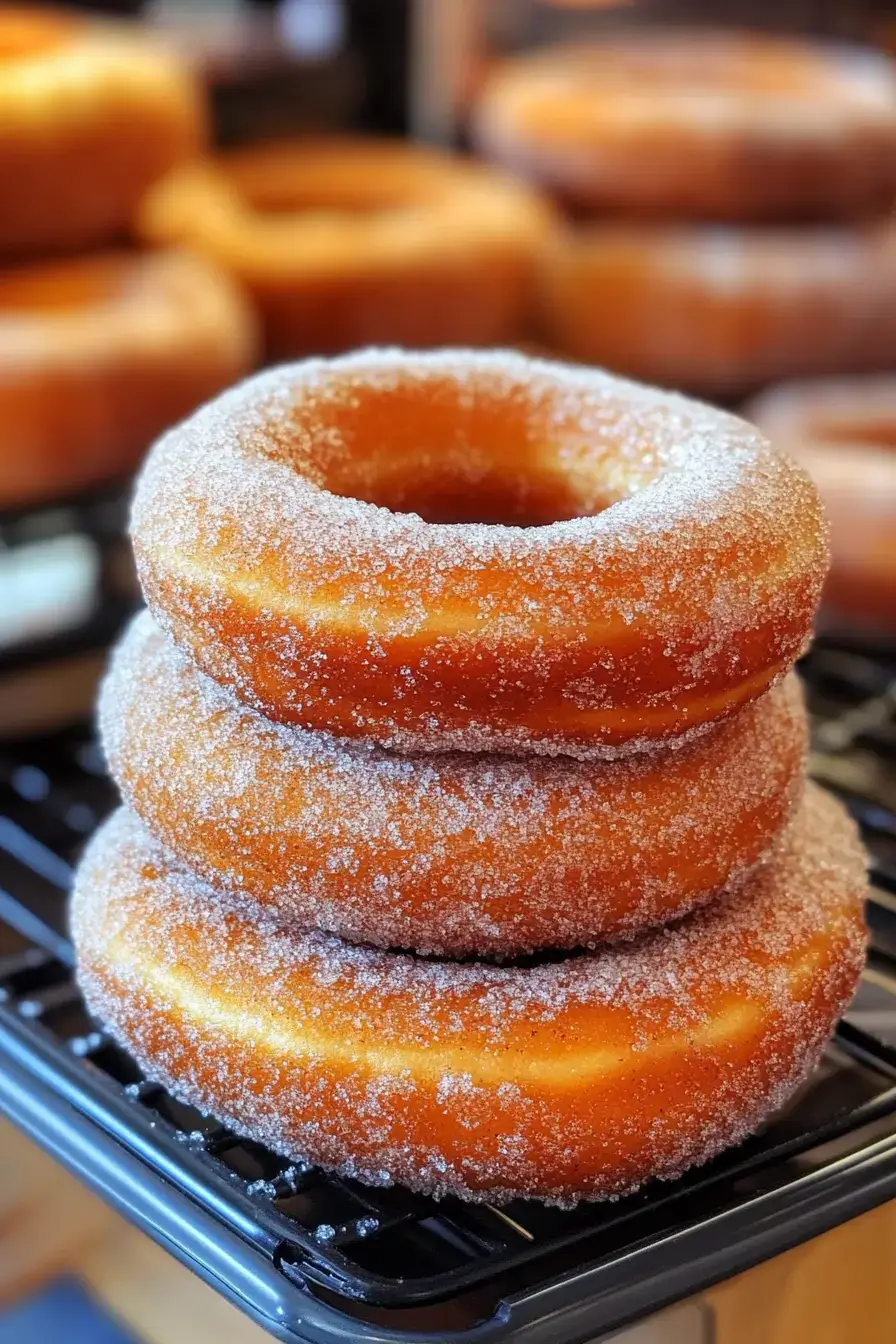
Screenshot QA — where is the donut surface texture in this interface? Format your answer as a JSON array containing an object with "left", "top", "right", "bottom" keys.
[
  {"left": 749, "top": 377, "right": 896, "bottom": 627},
  {"left": 72, "top": 788, "right": 867, "bottom": 1205},
  {"left": 131, "top": 349, "right": 828, "bottom": 759},
  {"left": 100, "top": 613, "right": 808, "bottom": 956},
  {"left": 0, "top": 7, "right": 204, "bottom": 258},
  {"left": 0, "top": 250, "right": 257, "bottom": 508},
  {"left": 538, "top": 223, "right": 896, "bottom": 397},
  {"left": 473, "top": 32, "right": 896, "bottom": 221},
  {"left": 138, "top": 138, "right": 554, "bottom": 356}
]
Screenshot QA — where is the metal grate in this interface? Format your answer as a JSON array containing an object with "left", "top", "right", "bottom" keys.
[{"left": 1, "top": 637, "right": 896, "bottom": 1343}]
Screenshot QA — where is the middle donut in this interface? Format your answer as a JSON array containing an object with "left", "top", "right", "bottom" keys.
[{"left": 101, "top": 613, "right": 807, "bottom": 958}]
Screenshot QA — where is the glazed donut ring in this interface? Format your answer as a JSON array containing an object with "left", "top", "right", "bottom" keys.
[
  {"left": 101, "top": 614, "right": 808, "bottom": 957},
  {"left": 0, "top": 7, "right": 204, "bottom": 258},
  {"left": 137, "top": 138, "right": 554, "bottom": 357},
  {"left": 0, "top": 250, "right": 257, "bottom": 510},
  {"left": 473, "top": 32, "right": 896, "bottom": 221},
  {"left": 132, "top": 349, "right": 827, "bottom": 758},
  {"left": 72, "top": 789, "right": 866, "bottom": 1205},
  {"left": 538, "top": 223, "right": 896, "bottom": 397},
  {"left": 748, "top": 378, "right": 896, "bottom": 628}
]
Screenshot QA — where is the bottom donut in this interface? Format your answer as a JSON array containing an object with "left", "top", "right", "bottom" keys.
[{"left": 72, "top": 788, "right": 867, "bottom": 1206}]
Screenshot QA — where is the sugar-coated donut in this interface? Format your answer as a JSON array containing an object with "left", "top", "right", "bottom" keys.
[
  {"left": 101, "top": 613, "right": 808, "bottom": 957},
  {"left": 137, "top": 138, "right": 554, "bottom": 357},
  {"left": 473, "top": 32, "right": 896, "bottom": 221},
  {"left": 748, "top": 377, "right": 896, "bottom": 628},
  {"left": 132, "top": 349, "right": 827, "bottom": 759},
  {"left": 538, "top": 223, "right": 896, "bottom": 397},
  {"left": 0, "top": 251, "right": 257, "bottom": 510},
  {"left": 72, "top": 789, "right": 867, "bottom": 1205},
  {"left": 0, "top": 7, "right": 204, "bottom": 258}
]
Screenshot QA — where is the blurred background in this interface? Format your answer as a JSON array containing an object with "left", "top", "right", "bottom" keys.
[
  {"left": 1, "top": 2, "right": 896, "bottom": 1342},
  {"left": 1, "top": 0, "right": 895, "bottom": 741}
]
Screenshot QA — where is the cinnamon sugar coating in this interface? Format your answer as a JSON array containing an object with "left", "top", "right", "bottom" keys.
[
  {"left": 72, "top": 788, "right": 866, "bottom": 1205},
  {"left": 131, "top": 348, "right": 828, "bottom": 758},
  {"left": 102, "top": 613, "right": 808, "bottom": 957}
]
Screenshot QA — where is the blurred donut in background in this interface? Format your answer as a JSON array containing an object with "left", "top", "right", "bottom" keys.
[
  {"left": 748, "top": 377, "right": 896, "bottom": 630},
  {"left": 537, "top": 222, "right": 896, "bottom": 397},
  {"left": 0, "top": 5, "right": 205, "bottom": 259},
  {"left": 472, "top": 30, "right": 896, "bottom": 222},
  {"left": 0, "top": 249, "right": 256, "bottom": 509},
  {"left": 137, "top": 137, "right": 555, "bottom": 358}
]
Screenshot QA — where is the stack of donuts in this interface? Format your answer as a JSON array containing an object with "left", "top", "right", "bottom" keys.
[
  {"left": 473, "top": 29, "right": 896, "bottom": 397},
  {"left": 73, "top": 348, "right": 868, "bottom": 1205},
  {"left": 0, "top": 4, "right": 256, "bottom": 511}
]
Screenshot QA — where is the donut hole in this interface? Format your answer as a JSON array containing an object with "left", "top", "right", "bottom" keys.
[
  {"left": 247, "top": 196, "right": 394, "bottom": 220},
  {"left": 272, "top": 361, "right": 667, "bottom": 526},
  {"left": 226, "top": 154, "right": 432, "bottom": 224},
  {"left": 0, "top": 8, "right": 75, "bottom": 59},
  {"left": 240, "top": 183, "right": 413, "bottom": 221}
]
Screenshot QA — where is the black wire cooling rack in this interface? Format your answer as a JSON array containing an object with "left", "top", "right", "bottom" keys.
[{"left": 1, "top": 637, "right": 896, "bottom": 1344}]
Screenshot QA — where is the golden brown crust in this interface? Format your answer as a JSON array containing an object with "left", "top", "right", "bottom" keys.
[
  {"left": 473, "top": 32, "right": 896, "bottom": 221},
  {"left": 748, "top": 377, "right": 896, "bottom": 627},
  {"left": 538, "top": 223, "right": 896, "bottom": 397},
  {"left": 0, "top": 250, "right": 257, "bottom": 509},
  {"left": 132, "top": 349, "right": 828, "bottom": 758},
  {"left": 101, "top": 614, "right": 808, "bottom": 956},
  {"left": 137, "top": 138, "right": 555, "bottom": 357},
  {"left": 0, "top": 8, "right": 205, "bottom": 258},
  {"left": 72, "top": 790, "right": 867, "bottom": 1205}
]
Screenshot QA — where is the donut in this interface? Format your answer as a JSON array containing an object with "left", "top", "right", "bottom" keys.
[
  {"left": 72, "top": 788, "right": 867, "bottom": 1205},
  {"left": 136, "top": 138, "right": 555, "bottom": 357},
  {"left": 0, "top": 7, "right": 204, "bottom": 258},
  {"left": 472, "top": 32, "right": 896, "bottom": 221},
  {"left": 537, "top": 222, "right": 896, "bottom": 397},
  {"left": 0, "top": 250, "right": 257, "bottom": 510},
  {"left": 131, "top": 349, "right": 828, "bottom": 759},
  {"left": 748, "top": 377, "right": 896, "bottom": 628},
  {"left": 100, "top": 613, "right": 808, "bottom": 957}
]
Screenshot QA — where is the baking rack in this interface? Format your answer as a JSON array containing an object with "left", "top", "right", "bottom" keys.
[{"left": 1, "top": 637, "right": 895, "bottom": 1344}]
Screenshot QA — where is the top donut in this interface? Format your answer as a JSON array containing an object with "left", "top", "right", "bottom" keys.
[
  {"left": 472, "top": 30, "right": 896, "bottom": 222},
  {"left": 131, "top": 348, "right": 828, "bottom": 759}
]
